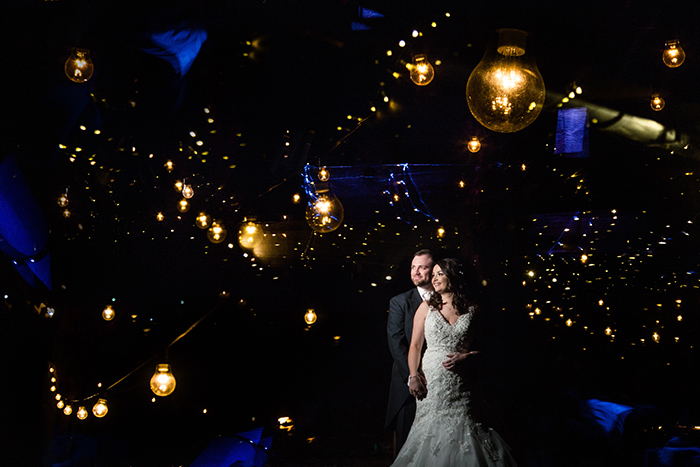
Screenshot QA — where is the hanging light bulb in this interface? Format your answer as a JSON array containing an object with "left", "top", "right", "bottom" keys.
[
  {"left": 292, "top": 193, "right": 301, "bottom": 204},
  {"left": 467, "top": 136, "right": 481, "bottom": 153},
  {"left": 156, "top": 212, "right": 165, "bottom": 222},
  {"left": 466, "top": 29, "right": 545, "bottom": 133},
  {"left": 408, "top": 54, "right": 435, "bottom": 86},
  {"left": 76, "top": 406, "right": 88, "bottom": 420},
  {"left": 304, "top": 308, "right": 317, "bottom": 325},
  {"left": 207, "top": 220, "right": 227, "bottom": 244},
  {"left": 57, "top": 400, "right": 65, "bottom": 410},
  {"left": 318, "top": 166, "right": 330, "bottom": 182},
  {"left": 174, "top": 180, "right": 183, "bottom": 192},
  {"left": 64, "top": 48, "right": 95, "bottom": 83},
  {"left": 650, "top": 93, "right": 665, "bottom": 111},
  {"left": 102, "top": 305, "right": 115, "bottom": 321},
  {"left": 150, "top": 363, "right": 177, "bottom": 397},
  {"left": 662, "top": 40, "right": 685, "bottom": 68},
  {"left": 195, "top": 212, "right": 212, "bottom": 229},
  {"left": 57, "top": 193, "right": 69, "bottom": 207},
  {"left": 92, "top": 398, "right": 108, "bottom": 418},
  {"left": 176, "top": 199, "right": 190, "bottom": 212},
  {"left": 164, "top": 160, "right": 174, "bottom": 172},
  {"left": 62, "top": 209, "right": 71, "bottom": 218},
  {"left": 306, "top": 187, "right": 344, "bottom": 233},
  {"left": 182, "top": 183, "right": 194, "bottom": 199},
  {"left": 237, "top": 220, "right": 262, "bottom": 249},
  {"left": 63, "top": 405, "right": 73, "bottom": 416}
]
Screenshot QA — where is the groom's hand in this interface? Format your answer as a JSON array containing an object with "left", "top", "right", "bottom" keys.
[
  {"left": 409, "top": 375, "right": 428, "bottom": 400},
  {"left": 443, "top": 351, "right": 480, "bottom": 372}
]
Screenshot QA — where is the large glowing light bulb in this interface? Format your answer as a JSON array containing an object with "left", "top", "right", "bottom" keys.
[
  {"left": 304, "top": 308, "right": 317, "bottom": 325},
  {"left": 466, "top": 29, "right": 545, "bottom": 133},
  {"left": 662, "top": 40, "right": 685, "bottom": 68},
  {"left": 306, "top": 189, "right": 344, "bottom": 233},
  {"left": 64, "top": 48, "right": 95, "bottom": 83},
  {"left": 238, "top": 221, "right": 263, "bottom": 249},
  {"left": 150, "top": 363, "right": 176, "bottom": 397},
  {"left": 409, "top": 54, "right": 435, "bottom": 86},
  {"left": 92, "top": 398, "right": 108, "bottom": 418}
]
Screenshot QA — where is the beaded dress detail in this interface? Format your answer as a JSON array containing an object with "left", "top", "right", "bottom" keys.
[{"left": 391, "top": 306, "right": 517, "bottom": 466}]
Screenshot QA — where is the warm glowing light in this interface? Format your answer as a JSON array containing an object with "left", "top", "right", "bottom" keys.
[
  {"left": 57, "top": 400, "right": 65, "bottom": 409},
  {"left": 306, "top": 191, "right": 344, "bottom": 233},
  {"left": 677, "top": 315, "right": 683, "bottom": 322},
  {"left": 238, "top": 221, "right": 262, "bottom": 249},
  {"left": 92, "top": 398, "right": 108, "bottom": 418},
  {"left": 278, "top": 416, "right": 294, "bottom": 432},
  {"left": 650, "top": 93, "right": 665, "bottom": 111},
  {"left": 177, "top": 199, "right": 190, "bottom": 212},
  {"left": 156, "top": 212, "right": 165, "bottom": 221},
  {"left": 64, "top": 48, "right": 94, "bottom": 83},
  {"left": 466, "top": 29, "right": 545, "bottom": 132},
  {"left": 63, "top": 405, "right": 73, "bottom": 416},
  {"left": 207, "top": 220, "right": 227, "bottom": 244},
  {"left": 150, "top": 363, "right": 176, "bottom": 397},
  {"left": 174, "top": 180, "right": 183, "bottom": 192},
  {"left": 182, "top": 184, "right": 195, "bottom": 199},
  {"left": 102, "top": 305, "right": 115, "bottom": 321},
  {"left": 598, "top": 299, "right": 604, "bottom": 306},
  {"left": 62, "top": 209, "right": 71, "bottom": 218},
  {"left": 437, "top": 227, "right": 445, "bottom": 238},
  {"left": 527, "top": 270, "right": 535, "bottom": 277},
  {"left": 662, "top": 40, "right": 685, "bottom": 68},
  {"left": 292, "top": 193, "right": 301, "bottom": 204},
  {"left": 566, "top": 319, "right": 572, "bottom": 327},
  {"left": 195, "top": 212, "right": 212, "bottom": 229},
  {"left": 76, "top": 406, "right": 88, "bottom": 420},
  {"left": 165, "top": 160, "right": 174, "bottom": 172},
  {"left": 304, "top": 309, "right": 317, "bottom": 325},
  {"left": 408, "top": 54, "right": 435, "bottom": 86},
  {"left": 57, "top": 193, "right": 69, "bottom": 207},
  {"left": 318, "top": 167, "right": 330, "bottom": 181},
  {"left": 467, "top": 136, "right": 481, "bottom": 153},
  {"left": 652, "top": 332, "right": 660, "bottom": 343}
]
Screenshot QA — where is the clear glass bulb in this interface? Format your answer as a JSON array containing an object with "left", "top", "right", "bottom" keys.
[
  {"left": 306, "top": 189, "right": 344, "bottom": 233},
  {"left": 64, "top": 48, "right": 94, "bottom": 83},
  {"left": 237, "top": 221, "right": 262, "bottom": 249},
  {"left": 207, "top": 220, "right": 227, "bottom": 244},
  {"left": 650, "top": 93, "right": 665, "bottom": 111},
  {"left": 150, "top": 363, "right": 176, "bottom": 397},
  {"left": 182, "top": 184, "right": 194, "bottom": 199},
  {"left": 318, "top": 167, "right": 330, "bottom": 182},
  {"left": 304, "top": 309, "right": 317, "bottom": 324},
  {"left": 176, "top": 199, "right": 190, "bottom": 212},
  {"left": 467, "top": 136, "right": 481, "bottom": 153},
  {"left": 76, "top": 406, "right": 88, "bottom": 420},
  {"left": 92, "top": 398, "right": 108, "bottom": 418},
  {"left": 662, "top": 40, "right": 685, "bottom": 68},
  {"left": 466, "top": 29, "right": 545, "bottom": 133},
  {"left": 195, "top": 212, "right": 212, "bottom": 229},
  {"left": 102, "top": 305, "right": 115, "bottom": 321},
  {"left": 409, "top": 54, "right": 435, "bottom": 86},
  {"left": 57, "top": 193, "right": 69, "bottom": 207}
]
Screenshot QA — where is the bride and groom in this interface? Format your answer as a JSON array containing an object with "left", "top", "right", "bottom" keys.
[{"left": 386, "top": 250, "right": 517, "bottom": 466}]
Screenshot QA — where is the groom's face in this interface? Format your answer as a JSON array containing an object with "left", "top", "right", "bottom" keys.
[{"left": 410, "top": 254, "right": 434, "bottom": 289}]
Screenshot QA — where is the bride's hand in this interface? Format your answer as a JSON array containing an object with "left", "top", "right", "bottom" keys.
[
  {"left": 442, "top": 351, "right": 480, "bottom": 372},
  {"left": 409, "top": 375, "right": 427, "bottom": 400}
]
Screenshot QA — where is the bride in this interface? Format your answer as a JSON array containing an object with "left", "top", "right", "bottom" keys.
[{"left": 391, "top": 258, "right": 517, "bottom": 466}]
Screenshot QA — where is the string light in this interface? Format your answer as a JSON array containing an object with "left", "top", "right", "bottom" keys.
[
  {"left": 650, "top": 93, "right": 665, "bottom": 111},
  {"left": 662, "top": 40, "right": 686, "bottom": 68},
  {"left": 76, "top": 406, "right": 88, "bottom": 420},
  {"left": 467, "top": 137, "right": 481, "bottom": 153},
  {"left": 64, "top": 48, "right": 94, "bottom": 83},
  {"left": 150, "top": 363, "right": 177, "bottom": 397},
  {"left": 238, "top": 221, "right": 262, "bottom": 249},
  {"left": 304, "top": 309, "right": 317, "bottom": 325},
  {"left": 207, "top": 220, "right": 227, "bottom": 244},
  {"left": 408, "top": 54, "right": 435, "bottom": 86},
  {"left": 102, "top": 305, "right": 115, "bottom": 321},
  {"left": 195, "top": 212, "right": 212, "bottom": 229},
  {"left": 92, "top": 398, "right": 109, "bottom": 418}
]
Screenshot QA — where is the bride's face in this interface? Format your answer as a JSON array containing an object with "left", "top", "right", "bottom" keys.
[{"left": 431, "top": 264, "right": 450, "bottom": 294}]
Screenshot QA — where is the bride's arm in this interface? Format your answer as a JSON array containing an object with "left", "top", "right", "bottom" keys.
[{"left": 407, "top": 302, "right": 429, "bottom": 399}]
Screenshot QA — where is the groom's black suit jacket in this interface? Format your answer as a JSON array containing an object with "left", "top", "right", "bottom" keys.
[{"left": 385, "top": 287, "right": 424, "bottom": 429}]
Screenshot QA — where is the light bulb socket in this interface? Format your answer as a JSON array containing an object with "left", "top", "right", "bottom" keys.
[{"left": 496, "top": 28, "right": 528, "bottom": 56}]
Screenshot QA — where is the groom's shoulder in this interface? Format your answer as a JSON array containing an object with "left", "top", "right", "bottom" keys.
[{"left": 391, "top": 288, "right": 416, "bottom": 302}]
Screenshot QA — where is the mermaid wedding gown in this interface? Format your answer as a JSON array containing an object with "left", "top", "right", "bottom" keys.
[{"left": 391, "top": 307, "right": 517, "bottom": 466}]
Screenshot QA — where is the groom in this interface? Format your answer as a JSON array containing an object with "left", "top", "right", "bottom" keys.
[{"left": 385, "top": 249, "right": 434, "bottom": 457}]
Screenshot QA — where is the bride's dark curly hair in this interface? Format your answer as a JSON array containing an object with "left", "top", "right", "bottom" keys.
[{"left": 427, "top": 258, "right": 477, "bottom": 315}]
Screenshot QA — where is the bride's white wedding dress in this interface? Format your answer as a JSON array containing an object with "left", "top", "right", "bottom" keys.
[{"left": 391, "top": 307, "right": 517, "bottom": 466}]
